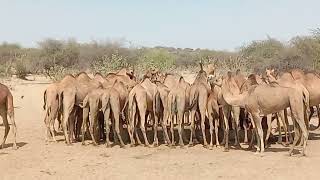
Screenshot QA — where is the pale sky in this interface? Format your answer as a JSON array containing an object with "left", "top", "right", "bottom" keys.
[{"left": 0, "top": 0, "right": 319, "bottom": 50}]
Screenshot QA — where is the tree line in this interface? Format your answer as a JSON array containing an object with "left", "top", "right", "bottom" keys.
[{"left": 0, "top": 28, "right": 319, "bottom": 80}]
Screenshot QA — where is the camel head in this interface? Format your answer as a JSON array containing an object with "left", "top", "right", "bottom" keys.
[
  {"left": 126, "top": 67, "right": 135, "bottom": 80},
  {"left": 207, "top": 73, "right": 222, "bottom": 87},
  {"left": 265, "top": 68, "right": 277, "bottom": 83}
]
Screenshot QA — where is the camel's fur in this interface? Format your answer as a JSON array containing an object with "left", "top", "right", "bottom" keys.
[{"left": 0, "top": 83, "right": 17, "bottom": 150}]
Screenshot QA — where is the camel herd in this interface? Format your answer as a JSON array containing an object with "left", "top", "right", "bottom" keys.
[{"left": 1, "top": 62, "right": 320, "bottom": 157}]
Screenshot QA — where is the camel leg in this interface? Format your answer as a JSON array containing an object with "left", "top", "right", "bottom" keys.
[
  {"left": 208, "top": 114, "right": 214, "bottom": 148},
  {"left": 62, "top": 104, "right": 73, "bottom": 145},
  {"left": 279, "top": 110, "right": 290, "bottom": 145},
  {"left": 231, "top": 107, "right": 241, "bottom": 148},
  {"left": 44, "top": 111, "right": 50, "bottom": 142},
  {"left": 214, "top": 117, "right": 220, "bottom": 147},
  {"left": 276, "top": 114, "right": 282, "bottom": 144},
  {"left": 177, "top": 111, "right": 184, "bottom": 147},
  {"left": 0, "top": 109, "right": 10, "bottom": 149},
  {"left": 69, "top": 109, "right": 77, "bottom": 143},
  {"left": 252, "top": 113, "right": 264, "bottom": 155},
  {"left": 200, "top": 109, "right": 208, "bottom": 147},
  {"left": 128, "top": 102, "right": 136, "bottom": 146},
  {"left": 265, "top": 114, "right": 272, "bottom": 148},
  {"left": 48, "top": 110, "right": 57, "bottom": 142},
  {"left": 112, "top": 108, "right": 125, "bottom": 148},
  {"left": 139, "top": 110, "right": 151, "bottom": 147},
  {"left": 161, "top": 109, "right": 171, "bottom": 146},
  {"left": 134, "top": 114, "right": 143, "bottom": 146},
  {"left": 88, "top": 111, "right": 98, "bottom": 146},
  {"left": 284, "top": 109, "right": 293, "bottom": 143},
  {"left": 316, "top": 105, "right": 320, "bottom": 130},
  {"left": 81, "top": 107, "right": 89, "bottom": 145},
  {"left": 170, "top": 114, "right": 175, "bottom": 146},
  {"left": 188, "top": 109, "right": 196, "bottom": 146},
  {"left": 222, "top": 106, "right": 230, "bottom": 151},
  {"left": 289, "top": 118, "right": 300, "bottom": 156},
  {"left": 153, "top": 114, "right": 159, "bottom": 147},
  {"left": 243, "top": 118, "right": 249, "bottom": 144},
  {"left": 104, "top": 108, "right": 111, "bottom": 147}
]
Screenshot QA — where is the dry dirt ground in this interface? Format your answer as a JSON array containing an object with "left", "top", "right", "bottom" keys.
[{"left": 1, "top": 75, "right": 320, "bottom": 180}]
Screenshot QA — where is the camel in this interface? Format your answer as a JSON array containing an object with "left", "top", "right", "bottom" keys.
[
  {"left": 208, "top": 72, "right": 241, "bottom": 150},
  {"left": 43, "top": 83, "right": 60, "bottom": 142},
  {"left": 0, "top": 83, "right": 17, "bottom": 150},
  {"left": 206, "top": 88, "right": 220, "bottom": 148},
  {"left": 108, "top": 67, "right": 135, "bottom": 80},
  {"left": 240, "top": 74, "right": 291, "bottom": 147},
  {"left": 93, "top": 72, "right": 107, "bottom": 84},
  {"left": 269, "top": 68, "right": 320, "bottom": 129},
  {"left": 167, "top": 77, "right": 190, "bottom": 147},
  {"left": 212, "top": 72, "right": 309, "bottom": 156},
  {"left": 59, "top": 72, "right": 102, "bottom": 144},
  {"left": 127, "top": 84, "right": 153, "bottom": 147},
  {"left": 153, "top": 82, "right": 171, "bottom": 147},
  {"left": 188, "top": 62, "right": 211, "bottom": 147},
  {"left": 100, "top": 87, "right": 126, "bottom": 147}
]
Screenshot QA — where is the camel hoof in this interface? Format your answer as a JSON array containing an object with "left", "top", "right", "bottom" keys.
[
  {"left": 179, "top": 144, "right": 185, "bottom": 149},
  {"left": 105, "top": 144, "right": 112, "bottom": 148},
  {"left": 120, "top": 145, "right": 127, "bottom": 149},
  {"left": 188, "top": 143, "right": 193, "bottom": 147},
  {"left": 223, "top": 148, "right": 229, "bottom": 152},
  {"left": 12, "top": 146, "right": 18, "bottom": 150},
  {"left": 208, "top": 145, "right": 213, "bottom": 150},
  {"left": 81, "top": 142, "right": 86, "bottom": 146}
]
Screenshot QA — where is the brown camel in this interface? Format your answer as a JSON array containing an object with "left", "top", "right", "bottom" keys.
[
  {"left": 206, "top": 88, "right": 220, "bottom": 148},
  {"left": 43, "top": 83, "right": 60, "bottom": 142},
  {"left": 127, "top": 83, "right": 153, "bottom": 147},
  {"left": 269, "top": 68, "right": 320, "bottom": 129},
  {"left": 167, "top": 77, "right": 190, "bottom": 147},
  {"left": 153, "top": 82, "right": 171, "bottom": 147},
  {"left": 0, "top": 83, "right": 17, "bottom": 150},
  {"left": 212, "top": 72, "right": 309, "bottom": 156},
  {"left": 59, "top": 72, "right": 102, "bottom": 144},
  {"left": 208, "top": 72, "right": 241, "bottom": 150},
  {"left": 188, "top": 62, "right": 211, "bottom": 147}
]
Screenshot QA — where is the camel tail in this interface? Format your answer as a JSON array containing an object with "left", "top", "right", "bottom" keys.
[
  {"left": 101, "top": 93, "right": 110, "bottom": 112},
  {"left": 301, "top": 86, "right": 310, "bottom": 129},
  {"left": 188, "top": 90, "right": 199, "bottom": 110},
  {"left": 121, "top": 97, "right": 129, "bottom": 121},
  {"left": 59, "top": 91, "right": 64, "bottom": 114},
  {"left": 154, "top": 91, "right": 161, "bottom": 116},
  {"left": 7, "top": 92, "right": 14, "bottom": 117},
  {"left": 43, "top": 90, "right": 47, "bottom": 110},
  {"left": 80, "top": 95, "right": 89, "bottom": 108}
]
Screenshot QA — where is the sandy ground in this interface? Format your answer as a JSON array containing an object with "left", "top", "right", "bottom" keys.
[{"left": 1, "top": 75, "right": 320, "bottom": 180}]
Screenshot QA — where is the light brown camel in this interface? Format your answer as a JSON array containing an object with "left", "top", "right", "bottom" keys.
[
  {"left": 265, "top": 69, "right": 310, "bottom": 144},
  {"left": 212, "top": 72, "right": 309, "bottom": 156},
  {"left": 0, "top": 83, "right": 17, "bottom": 150},
  {"left": 59, "top": 72, "right": 102, "bottom": 144},
  {"left": 269, "top": 68, "right": 320, "bottom": 129},
  {"left": 206, "top": 88, "right": 220, "bottom": 148},
  {"left": 162, "top": 74, "right": 191, "bottom": 125},
  {"left": 167, "top": 77, "right": 190, "bottom": 147},
  {"left": 127, "top": 83, "right": 154, "bottom": 147},
  {"left": 153, "top": 82, "right": 171, "bottom": 147},
  {"left": 208, "top": 72, "right": 241, "bottom": 150},
  {"left": 43, "top": 82, "right": 60, "bottom": 142},
  {"left": 93, "top": 72, "right": 107, "bottom": 84},
  {"left": 240, "top": 74, "right": 290, "bottom": 147},
  {"left": 188, "top": 62, "right": 211, "bottom": 147}
]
